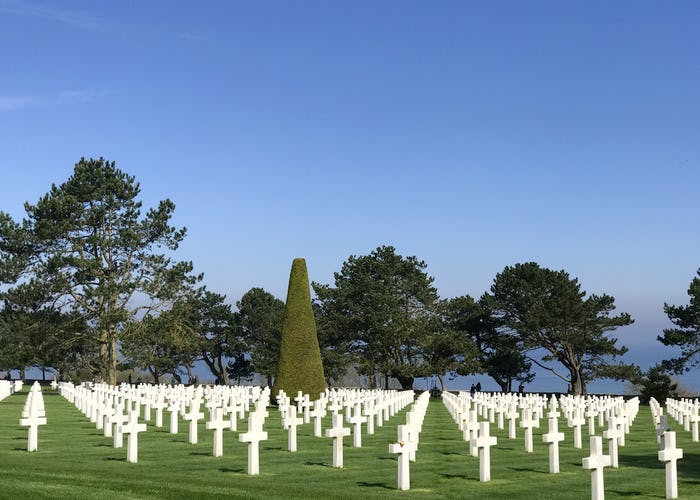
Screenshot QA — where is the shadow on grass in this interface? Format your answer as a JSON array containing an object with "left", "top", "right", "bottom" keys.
[
  {"left": 620, "top": 451, "right": 700, "bottom": 481},
  {"left": 219, "top": 467, "right": 245, "bottom": 474},
  {"left": 606, "top": 489, "right": 648, "bottom": 498},
  {"left": 93, "top": 443, "right": 112, "bottom": 448},
  {"left": 189, "top": 452, "right": 210, "bottom": 456},
  {"left": 439, "top": 473, "right": 471, "bottom": 480},
  {"left": 304, "top": 461, "right": 333, "bottom": 468},
  {"left": 356, "top": 481, "right": 393, "bottom": 490},
  {"left": 508, "top": 467, "right": 547, "bottom": 474}
]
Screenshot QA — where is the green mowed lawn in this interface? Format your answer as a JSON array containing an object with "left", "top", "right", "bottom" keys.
[{"left": 1, "top": 389, "right": 698, "bottom": 499}]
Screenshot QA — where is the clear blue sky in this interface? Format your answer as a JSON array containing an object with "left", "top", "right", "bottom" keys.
[{"left": 2, "top": 1, "right": 699, "bottom": 391}]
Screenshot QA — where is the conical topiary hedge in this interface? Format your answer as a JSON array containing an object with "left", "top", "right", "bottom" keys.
[{"left": 271, "top": 258, "right": 326, "bottom": 400}]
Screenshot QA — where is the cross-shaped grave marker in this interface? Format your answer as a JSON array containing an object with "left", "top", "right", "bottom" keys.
[
  {"left": 506, "top": 405, "right": 519, "bottom": 439},
  {"left": 569, "top": 408, "right": 585, "bottom": 449},
  {"left": 111, "top": 404, "right": 129, "bottom": 449},
  {"left": 19, "top": 411, "right": 47, "bottom": 452},
  {"left": 206, "top": 406, "right": 228, "bottom": 457},
  {"left": 603, "top": 416, "right": 623, "bottom": 468},
  {"left": 542, "top": 416, "right": 565, "bottom": 473},
  {"left": 283, "top": 406, "right": 304, "bottom": 452},
  {"left": 118, "top": 410, "right": 147, "bottom": 463},
  {"left": 325, "top": 412, "right": 351, "bottom": 468},
  {"left": 582, "top": 435, "right": 611, "bottom": 500},
  {"left": 168, "top": 399, "right": 180, "bottom": 434},
  {"left": 472, "top": 421, "right": 498, "bottom": 482},
  {"left": 388, "top": 424, "right": 411, "bottom": 490},
  {"left": 183, "top": 398, "right": 204, "bottom": 444},
  {"left": 310, "top": 401, "right": 326, "bottom": 438},
  {"left": 520, "top": 408, "right": 537, "bottom": 453},
  {"left": 658, "top": 430, "right": 683, "bottom": 499},
  {"left": 239, "top": 410, "right": 268, "bottom": 475},
  {"left": 348, "top": 403, "right": 365, "bottom": 448}
]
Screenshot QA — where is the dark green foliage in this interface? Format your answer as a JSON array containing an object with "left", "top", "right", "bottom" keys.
[
  {"left": 187, "top": 289, "right": 242, "bottom": 385},
  {"left": 272, "top": 258, "right": 326, "bottom": 399},
  {"left": 226, "top": 354, "right": 253, "bottom": 383},
  {"left": 313, "top": 246, "right": 438, "bottom": 390},
  {"left": 235, "top": 287, "right": 285, "bottom": 386},
  {"left": 488, "top": 262, "right": 633, "bottom": 395},
  {"left": 638, "top": 364, "right": 678, "bottom": 405},
  {"left": 659, "top": 268, "right": 700, "bottom": 373},
  {"left": 0, "top": 158, "right": 199, "bottom": 384},
  {"left": 440, "top": 295, "right": 533, "bottom": 392},
  {"left": 120, "top": 300, "right": 200, "bottom": 384}
]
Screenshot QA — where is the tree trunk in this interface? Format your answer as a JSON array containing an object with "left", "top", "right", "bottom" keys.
[
  {"left": 437, "top": 374, "right": 446, "bottom": 392},
  {"left": 108, "top": 337, "right": 118, "bottom": 385},
  {"left": 395, "top": 374, "right": 414, "bottom": 390},
  {"left": 217, "top": 356, "right": 230, "bottom": 385},
  {"left": 569, "top": 371, "right": 581, "bottom": 395},
  {"left": 495, "top": 378, "right": 509, "bottom": 392}
]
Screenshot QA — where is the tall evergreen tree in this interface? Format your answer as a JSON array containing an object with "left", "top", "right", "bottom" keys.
[
  {"left": 313, "top": 245, "right": 438, "bottom": 390},
  {"left": 659, "top": 268, "right": 700, "bottom": 373},
  {"left": 272, "top": 258, "right": 326, "bottom": 400},
  {"left": 489, "top": 262, "right": 633, "bottom": 395},
  {"left": 235, "top": 287, "right": 285, "bottom": 387},
  {"left": 0, "top": 158, "right": 198, "bottom": 384}
]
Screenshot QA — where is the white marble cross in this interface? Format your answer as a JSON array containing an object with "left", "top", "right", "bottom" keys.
[
  {"left": 168, "top": 399, "right": 180, "bottom": 434},
  {"left": 112, "top": 405, "right": 129, "bottom": 448},
  {"left": 152, "top": 398, "right": 166, "bottom": 428},
  {"left": 206, "top": 407, "right": 227, "bottom": 457},
  {"left": 325, "top": 412, "right": 351, "bottom": 468},
  {"left": 183, "top": 399, "right": 204, "bottom": 444},
  {"left": 520, "top": 408, "right": 537, "bottom": 453},
  {"left": 239, "top": 411, "right": 268, "bottom": 475},
  {"left": 118, "top": 410, "right": 147, "bottom": 463},
  {"left": 472, "top": 421, "right": 497, "bottom": 482},
  {"left": 506, "top": 405, "right": 519, "bottom": 439},
  {"left": 658, "top": 430, "right": 683, "bottom": 499},
  {"left": 388, "top": 424, "right": 411, "bottom": 490},
  {"left": 569, "top": 408, "right": 585, "bottom": 449},
  {"left": 283, "top": 407, "right": 303, "bottom": 452},
  {"left": 582, "top": 436, "right": 611, "bottom": 500},
  {"left": 299, "top": 395, "right": 313, "bottom": 424},
  {"left": 603, "top": 416, "right": 623, "bottom": 468},
  {"left": 19, "top": 411, "right": 47, "bottom": 452},
  {"left": 542, "top": 416, "right": 565, "bottom": 473},
  {"left": 585, "top": 406, "right": 597, "bottom": 435},
  {"left": 310, "top": 401, "right": 326, "bottom": 438},
  {"left": 347, "top": 404, "right": 365, "bottom": 448}
]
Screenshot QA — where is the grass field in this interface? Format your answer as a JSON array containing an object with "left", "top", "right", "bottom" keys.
[{"left": 1, "top": 388, "right": 698, "bottom": 499}]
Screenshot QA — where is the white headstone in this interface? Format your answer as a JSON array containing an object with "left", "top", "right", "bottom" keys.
[
  {"left": 325, "top": 412, "right": 350, "bottom": 468},
  {"left": 542, "top": 416, "right": 565, "bottom": 473},
  {"left": 658, "top": 431, "right": 683, "bottom": 499},
  {"left": 206, "top": 407, "right": 227, "bottom": 457},
  {"left": 183, "top": 399, "right": 204, "bottom": 444},
  {"left": 118, "top": 410, "right": 147, "bottom": 463},
  {"left": 239, "top": 411, "right": 268, "bottom": 475},
  {"left": 472, "top": 421, "right": 497, "bottom": 482},
  {"left": 388, "top": 425, "right": 411, "bottom": 490},
  {"left": 582, "top": 436, "right": 611, "bottom": 500}
]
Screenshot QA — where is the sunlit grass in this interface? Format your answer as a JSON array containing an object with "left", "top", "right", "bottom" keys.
[{"left": 0, "top": 388, "right": 698, "bottom": 499}]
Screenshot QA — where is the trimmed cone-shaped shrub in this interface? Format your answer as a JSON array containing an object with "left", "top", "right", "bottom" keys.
[{"left": 272, "top": 258, "right": 326, "bottom": 400}]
